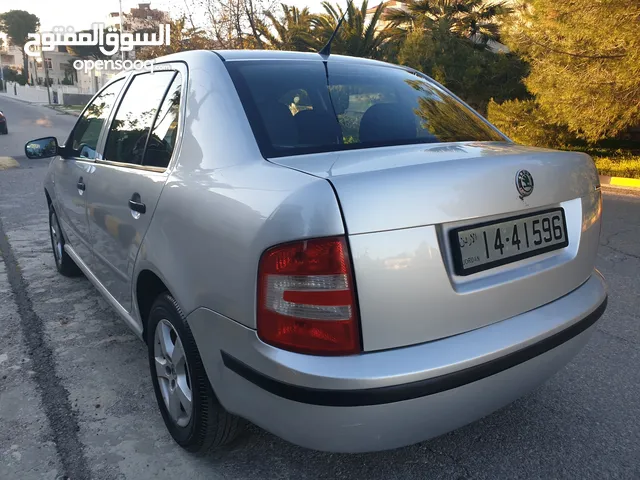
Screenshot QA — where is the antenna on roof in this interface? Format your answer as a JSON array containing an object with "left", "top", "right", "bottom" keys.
[{"left": 318, "top": 10, "right": 347, "bottom": 57}]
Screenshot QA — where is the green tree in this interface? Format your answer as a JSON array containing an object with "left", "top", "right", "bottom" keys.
[
  {"left": 500, "top": 0, "right": 640, "bottom": 142},
  {"left": 257, "top": 4, "right": 318, "bottom": 51},
  {"left": 382, "top": 0, "right": 525, "bottom": 113},
  {"left": 2, "top": 66, "right": 27, "bottom": 85},
  {"left": 398, "top": 24, "right": 528, "bottom": 114},
  {"left": 0, "top": 10, "right": 40, "bottom": 84},
  {"left": 385, "top": 0, "right": 512, "bottom": 48},
  {"left": 312, "top": 0, "right": 395, "bottom": 59}
]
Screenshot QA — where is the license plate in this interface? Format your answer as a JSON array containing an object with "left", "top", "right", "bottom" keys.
[{"left": 449, "top": 208, "right": 568, "bottom": 276}]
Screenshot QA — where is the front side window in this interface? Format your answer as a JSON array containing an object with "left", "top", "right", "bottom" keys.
[
  {"left": 103, "top": 71, "right": 177, "bottom": 165},
  {"left": 225, "top": 60, "right": 506, "bottom": 158},
  {"left": 67, "top": 78, "right": 124, "bottom": 159}
]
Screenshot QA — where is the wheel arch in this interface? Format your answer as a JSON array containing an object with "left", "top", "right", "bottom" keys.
[{"left": 136, "top": 268, "right": 171, "bottom": 343}]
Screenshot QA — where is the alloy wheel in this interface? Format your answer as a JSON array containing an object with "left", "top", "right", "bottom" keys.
[
  {"left": 154, "top": 319, "right": 193, "bottom": 427},
  {"left": 50, "top": 211, "right": 63, "bottom": 264}
]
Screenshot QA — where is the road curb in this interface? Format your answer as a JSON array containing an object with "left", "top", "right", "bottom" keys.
[
  {"left": 600, "top": 175, "right": 640, "bottom": 189},
  {"left": 0, "top": 94, "right": 75, "bottom": 114},
  {"left": 46, "top": 105, "right": 81, "bottom": 117},
  {"left": 0, "top": 93, "right": 43, "bottom": 106}
]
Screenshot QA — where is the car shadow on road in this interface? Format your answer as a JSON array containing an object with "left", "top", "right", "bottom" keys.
[{"left": 192, "top": 385, "right": 571, "bottom": 479}]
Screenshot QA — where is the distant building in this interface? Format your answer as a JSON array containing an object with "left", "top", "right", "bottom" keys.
[
  {"left": 105, "top": 2, "right": 171, "bottom": 63},
  {"left": 30, "top": 47, "right": 76, "bottom": 85},
  {"left": 1, "top": 44, "right": 21, "bottom": 70},
  {"left": 55, "top": 3, "right": 171, "bottom": 95},
  {"left": 107, "top": 2, "right": 170, "bottom": 32},
  {"left": 72, "top": 2, "right": 172, "bottom": 94},
  {"left": 365, "top": 0, "right": 406, "bottom": 32},
  {"left": 1, "top": 40, "right": 75, "bottom": 86}
]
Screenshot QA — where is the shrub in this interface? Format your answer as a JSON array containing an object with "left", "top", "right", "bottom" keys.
[{"left": 487, "top": 99, "right": 574, "bottom": 148}]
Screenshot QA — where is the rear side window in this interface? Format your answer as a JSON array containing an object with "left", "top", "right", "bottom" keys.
[
  {"left": 143, "top": 73, "right": 183, "bottom": 168},
  {"left": 68, "top": 79, "right": 124, "bottom": 159},
  {"left": 103, "top": 71, "right": 177, "bottom": 166},
  {"left": 225, "top": 60, "right": 506, "bottom": 158}
]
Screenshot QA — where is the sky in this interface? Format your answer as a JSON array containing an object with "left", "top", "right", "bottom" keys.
[{"left": 0, "top": 0, "right": 327, "bottom": 32}]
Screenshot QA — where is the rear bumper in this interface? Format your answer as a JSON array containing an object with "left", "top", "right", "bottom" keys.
[{"left": 187, "top": 270, "right": 607, "bottom": 452}]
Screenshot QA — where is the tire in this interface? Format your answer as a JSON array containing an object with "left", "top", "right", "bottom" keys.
[
  {"left": 49, "top": 204, "right": 82, "bottom": 277},
  {"left": 0, "top": 125, "right": 7, "bottom": 134},
  {"left": 147, "top": 293, "right": 245, "bottom": 454}
]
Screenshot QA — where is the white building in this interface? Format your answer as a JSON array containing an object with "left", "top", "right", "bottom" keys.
[
  {"left": 0, "top": 43, "right": 22, "bottom": 69},
  {"left": 75, "top": 66, "right": 119, "bottom": 95},
  {"left": 28, "top": 47, "right": 76, "bottom": 86},
  {"left": 1, "top": 41, "right": 75, "bottom": 86}
]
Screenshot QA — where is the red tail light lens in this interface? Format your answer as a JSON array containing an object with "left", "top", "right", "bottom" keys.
[{"left": 257, "top": 236, "right": 361, "bottom": 355}]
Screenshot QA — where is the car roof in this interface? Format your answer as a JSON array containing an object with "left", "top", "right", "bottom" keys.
[
  {"left": 150, "top": 49, "right": 406, "bottom": 73},
  {"left": 212, "top": 49, "right": 393, "bottom": 67}
]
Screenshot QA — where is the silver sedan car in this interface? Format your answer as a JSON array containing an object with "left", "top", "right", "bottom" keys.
[{"left": 25, "top": 50, "right": 607, "bottom": 454}]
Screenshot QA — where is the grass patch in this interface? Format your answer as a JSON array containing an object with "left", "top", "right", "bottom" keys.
[
  {"left": 592, "top": 152, "right": 640, "bottom": 179},
  {"left": 566, "top": 144, "right": 640, "bottom": 179}
]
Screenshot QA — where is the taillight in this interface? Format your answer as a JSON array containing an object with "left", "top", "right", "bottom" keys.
[{"left": 257, "top": 236, "right": 361, "bottom": 355}]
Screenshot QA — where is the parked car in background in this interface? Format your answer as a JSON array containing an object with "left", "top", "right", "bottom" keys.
[
  {"left": 0, "top": 110, "right": 8, "bottom": 134},
  {"left": 25, "top": 50, "right": 607, "bottom": 454}
]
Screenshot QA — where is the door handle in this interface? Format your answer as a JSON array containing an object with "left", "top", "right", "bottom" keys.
[
  {"left": 128, "top": 196, "right": 146, "bottom": 214},
  {"left": 77, "top": 177, "right": 85, "bottom": 191}
]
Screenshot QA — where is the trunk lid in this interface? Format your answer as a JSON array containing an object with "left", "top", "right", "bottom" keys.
[{"left": 269, "top": 141, "right": 603, "bottom": 351}]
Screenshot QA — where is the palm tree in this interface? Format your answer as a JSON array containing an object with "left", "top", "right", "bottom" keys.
[
  {"left": 385, "top": 0, "right": 512, "bottom": 47},
  {"left": 257, "top": 4, "right": 318, "bottom": 51},
  {"left": 312, "top": 0, "right": 396, "bottom": 59}
]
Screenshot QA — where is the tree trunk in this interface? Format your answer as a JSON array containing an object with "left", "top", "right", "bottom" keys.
[
  {"left": 245, "top": 0, "right": 264, "bottom": 48},
  {"left": 22, "top": 51, "right": 29, "bottom": 85}
]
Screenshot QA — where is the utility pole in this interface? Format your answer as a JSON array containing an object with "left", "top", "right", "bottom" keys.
[
  {"left": 40, "top": 39, "right": 51, "bottom": 104},
  {"left": 119, "top": 0, "right": 125, "bottom": 61},
  {"left": 0, "top": 44, "right": 4, "bottom": 93}
]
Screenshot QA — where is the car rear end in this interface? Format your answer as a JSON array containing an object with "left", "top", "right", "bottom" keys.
[{"left": 187, "top": 53, "right": 607, "bottom": 453}]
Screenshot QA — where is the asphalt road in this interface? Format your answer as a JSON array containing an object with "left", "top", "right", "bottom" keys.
[{"left": 0, "top": 96, "right": 639, "bottom": 480}]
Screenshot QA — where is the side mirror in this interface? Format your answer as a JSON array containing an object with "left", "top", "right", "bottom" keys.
[{"left": 25, "top": 137, "right": 59, "bottom": 159}]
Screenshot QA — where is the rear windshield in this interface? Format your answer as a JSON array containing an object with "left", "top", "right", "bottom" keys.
[{"left": 225, "top": 60, "right": 506, "bottom": 158}]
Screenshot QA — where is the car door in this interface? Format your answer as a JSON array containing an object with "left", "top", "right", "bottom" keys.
[
  {"left": 86, "top": 66, "right": 185, "bottom": 311},
  {"left": 53, "top": 78, "right": 126, "bottom": 264}
]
